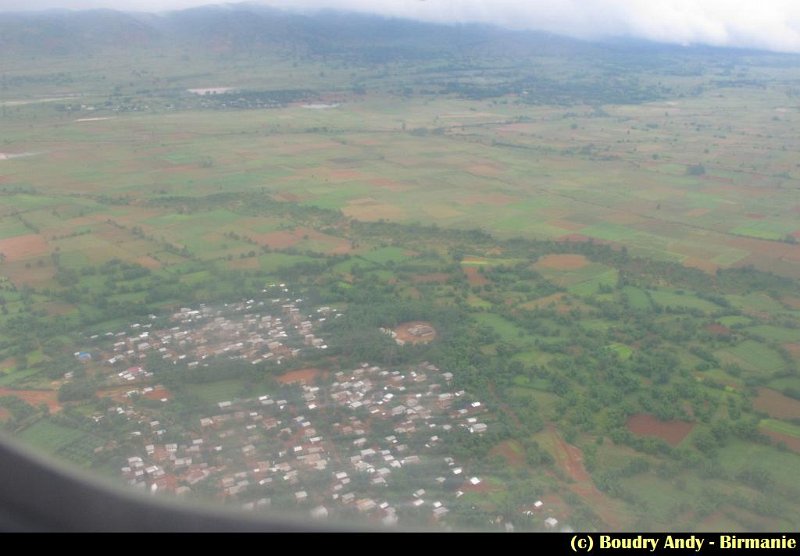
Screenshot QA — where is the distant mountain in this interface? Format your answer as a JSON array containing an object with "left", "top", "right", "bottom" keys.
[
  {"left": 0, "top": 4, "right": 782, "bottom": 63},
  {"left": 0, "top": 4, "right": 598, "bottom": 60},
  {"left": 0, "top": 9, "right": 160, "bottom": 54}
]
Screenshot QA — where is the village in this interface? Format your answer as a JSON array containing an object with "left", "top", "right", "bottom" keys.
[{"left": 73, "top": 285, "right": 562, "bottom": 530}]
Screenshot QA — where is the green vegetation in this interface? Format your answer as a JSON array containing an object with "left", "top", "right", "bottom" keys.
[{"left": 0, "top": 5, "right": 799, "bottom": 532}]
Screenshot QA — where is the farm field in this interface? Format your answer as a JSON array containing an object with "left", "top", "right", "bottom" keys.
[{"left": 0, "top": 6, "right": 799, "bottom": 532}]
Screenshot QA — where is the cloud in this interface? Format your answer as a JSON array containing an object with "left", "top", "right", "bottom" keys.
[{"left": 3, "top": 0, "right": 800, "bottom": 53}]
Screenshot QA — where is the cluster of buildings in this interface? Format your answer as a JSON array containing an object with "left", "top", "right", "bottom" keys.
[
  {"left": 113, "top": 358, "right": 492, "bottom": 528},
  {"left": 86, "top": 285, "right": 335, "bottom": 376},
  {"left": 77, "top": 286, "right": 564, "bottom": 529}
]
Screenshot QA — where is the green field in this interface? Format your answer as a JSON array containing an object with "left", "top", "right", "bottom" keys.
[
  {"left": 17, "top": 420, "right": 86, "bottom": 453},
  {"left": 185, "top": 379, "right": 247, "bottom": 404},
  {"left": 718, "top": 340, "right": 786, "bottom": 374},
  {"left": 760, "top": 419, "right": 800, "bottom": 438},
  {"left": 746, "top": 325, "right": 800, "bottom": 343}
]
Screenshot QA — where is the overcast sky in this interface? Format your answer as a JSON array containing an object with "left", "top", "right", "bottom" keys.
[{"left": 3, "top": 0, "right": 800, "bottom": 53}]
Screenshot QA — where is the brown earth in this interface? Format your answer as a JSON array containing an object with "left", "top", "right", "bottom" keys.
[
  {"left": 327, "top": 169, "right": 363, "bottom": 180},
  {"left": 411, "top": 273, "right": 449, "bottom": 284},
  {"left": 535, "top": 254, "right": 589, "bottom": 270},
  {"left": 276, "top": 368, "right": 321, "bottom": 386},
  {"left": 41, "top": 301, "right": 75, "bottom": 316},
  {"left": 97, "top": 385, "right": 140, "bottom": 403},
  {"left": 0, "top": 407, "right": 9, "bottom": 421},
  {"left": 706, "top": 323, "right": 732, "bottom": 336},
  {"left": 782, "top": 297, "right": 800, "bottom": 310},
  {"left": 343, "top": 199, "right": 406, "bottom": 221},
  {"left": 626, "top": 413, "right": 694, "bottom": 446},
  {"left": 0, "top": 234, "right": 49, "bottom": 262},
  {"left": 0, "top": 387, "right": 60, "bottom": 413},
  {"left": 274, "top": 192, "right": 301, "bottom": 202},
  {"left": 462, "top": 266, "right": 489, "bottom": 286},
  {"left": 686, "top": 208, "right": 710, "bottom": 217},
  {"left": 544, "top": 425, "right": 625, "bottom": 530},
  {"left": 683, "top": 256, "right": 719, "bottom": 274},
  {"left": 489, "top": 440, "right": 525, "bottom": 467},
  {"left": 521, "top": 293, "right": 573, "bottom": 313},
  {"left": 369, "top": 178, "right": 409, "bottom": 192},
  {"left": 253, "top": 230, "right": 297, "bottom": 249},
  {"left": 228, "top": 258, "right": 259, "bottom": 270},
  {"left": 761, "top": 428, "right": 800, "bottom": 453},
  {"left": 136, "top": 255, "right": 162, "bottom": 269},
  {"left": 144, "top": 386, "right": 172, "bottom": 401},
  {"left": 252, "top": 227, "right": 351, "bottom": 254},
  {"left": 460, "top": 194, "right": 518, "bottom": 206},
  {"left": 460, "top": 478, "right": 495, "bottom": 494},
  {"left": 754, "top": 388, "right": 800, "bottom": 420},
  {"left": 784, "top": 343, "right": 800, "bottom": 359},
  {"left": 394, "top": 321, "right": 437, "bottom": 344}
]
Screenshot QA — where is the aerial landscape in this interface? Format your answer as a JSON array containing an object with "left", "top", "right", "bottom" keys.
[{"left": 0, "top": 2, "right": 799, "bottom": 531}]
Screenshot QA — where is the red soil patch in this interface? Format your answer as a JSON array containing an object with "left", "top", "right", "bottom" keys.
[
  {"left": 545, "top": 425, "right": 624, "bottom": 529},
  {"left": 460, "top": 194, "right": 518, "bottom": 206},
  {"left": 254, "top": 230, "right": 297, "bottom": 249},
  {"left": 460, "top": 478, "right": 495, "bottom": 494},
  {"left": 782, "top": 297, "right": 800, "bottom": 310},
  {"left": 549, "top": 429, "right": 591, "bottom": 484},
  {"left": 228, "top": 258, "right": 259, "bottom": 270},
  {"left": 136, "top": 255, "right": 161, "bottom": 269},
  {"left": 686, "top": 208, "right": 710, "bottom": 217},
  {"left": 784, "top": 343, "right": 800, "bottom": 360},
  {"left": 683, "top": 256, "right": 719, "bottom": 274},
  {"left": 489, "top": 440, "right": 525, "bottom": 467},
  {"left": 760, "top": 428, "right": 800, "bottom": 453},
  {"left": 627, "top": 413, "right": 694, "bottom": 446},
  {"left": 0, "top": 407, "right": 9, "bottom": 421},
  {"left": 369, "top": 178, "right": 409, "bottom": 192},
  {"left": 696, "top": 510, "right": 737, "bottom": 530},
  {"left": 606, "top": 211, "right": 645, "bottom": 225},
  {"left": 463, "top": 266, "right": 488, "bottom": 286},
  {"left": 328, "top": 169, "right": 362, "bottom": 180},
  {"left": 535, "top": 254, "right": 589, "bottom": 270},
  {"left": 0, "top": 234, "right": 49, "bottom": 262},
  {"left": 411, "top": 272, "right": 449, "bottom": 284},
  {"left": 274, "top": 192, "right": 300, "bottom": 202},
  {"left": 745, "top": 213, "right": 766, "bottom": 220},
  {"left": 706, "top": 323, "right": 732, "bottom": 336},
  {"left": 96, "top": 385, "right": 138, "bottom": 403},
  {"left": 143, "top": 386, "right": 171, "bottom": 401},
  {"left": 276, "top": 368, "right": 321, "bottom": 386},
  {"left": 252, "top": 227, "right": 351, "bottom": 254},
  {"left": 343, "top": 200, "right": 406, "bottom": 221},
  {"left": 725, "top": 235, "right": 800, "bottom": 268},
  {"left": 394, "top": 321, "right": 437, "bottom": 345},
  {"left": 754, "top": 388, "right": 800, "bottom": 419},
  {"left": 0, "top": 388, "right": 60, "bottom": 413},
  {"left": 41, "top": 301, "right": 75, "bottom": 316}
]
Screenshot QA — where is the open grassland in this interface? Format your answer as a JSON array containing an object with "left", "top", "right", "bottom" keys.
[{"left": 3, "top": 67, "right": 800, "bottom": 279}]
